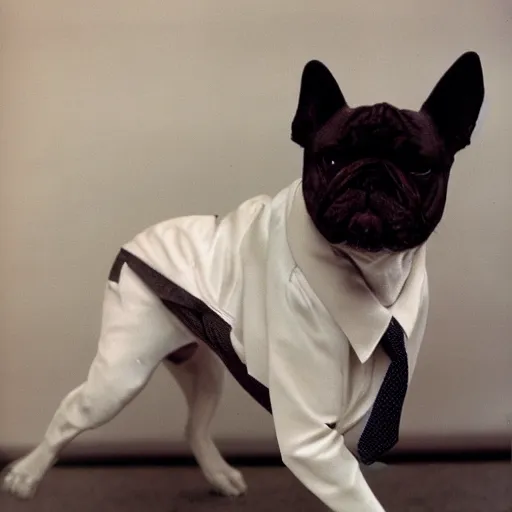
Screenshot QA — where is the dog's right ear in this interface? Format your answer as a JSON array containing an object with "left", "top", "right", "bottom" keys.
[
  {"left": 421, "top": 51, "right": 484, "bottom": 153},
  {"left": 291, "top": 61, "right": 347, "bottom": 148}
]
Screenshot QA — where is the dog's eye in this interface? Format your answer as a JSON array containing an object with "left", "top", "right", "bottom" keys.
[
  {"left": 320, "top": 151, "right": 341, "bottom": 169},
  {"left": 411, "top": 168, "right": 432, "bottom": 177}
]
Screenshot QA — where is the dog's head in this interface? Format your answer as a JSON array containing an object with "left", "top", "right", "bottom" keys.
[{"left": 291, "top": 52, "right": 484, "bottom": 253}]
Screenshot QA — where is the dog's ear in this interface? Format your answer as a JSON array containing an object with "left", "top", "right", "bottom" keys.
[
  {"left": 421, "top": 51, "right": 484, "bottom": 153},
  {"left": 291, "top": 60, "right": 347, "bottom": 148}
]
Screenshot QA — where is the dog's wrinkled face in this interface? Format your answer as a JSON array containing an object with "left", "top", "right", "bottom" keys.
[{"left": 291, "top": 52, "right": 485, "bottom": 252}]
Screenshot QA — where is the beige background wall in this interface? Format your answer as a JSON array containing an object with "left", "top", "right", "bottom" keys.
[{"left": 0, "top": 1, "right": 510, "bottom": 459}]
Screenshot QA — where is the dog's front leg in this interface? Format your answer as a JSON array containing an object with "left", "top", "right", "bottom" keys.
[{"left": 268, "top": 331, "right": 386, "bottom": 511}]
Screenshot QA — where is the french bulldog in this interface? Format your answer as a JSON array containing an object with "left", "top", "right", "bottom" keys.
[{"left": 2, "top": 51, "right": 484, "bottom": 511}]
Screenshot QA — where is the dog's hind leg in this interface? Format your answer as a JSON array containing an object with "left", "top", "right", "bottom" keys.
[
  {"left": 1, "top": 265, "right": 196, "bottom": 500},
  {"left": 164, "top": 343, "right": 247, "bottom": 497}
]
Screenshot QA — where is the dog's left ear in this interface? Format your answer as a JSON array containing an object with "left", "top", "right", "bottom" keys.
[
  {"left": 291, "top": 60, "right": 347, "bottom": 148},
  {"left": 421, "top": 51, "right": 485, "bottom": 152}
]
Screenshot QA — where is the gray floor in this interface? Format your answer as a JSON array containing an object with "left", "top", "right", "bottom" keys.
[{"left": 1, "top": 462, "right": 511, "bottom": 511}]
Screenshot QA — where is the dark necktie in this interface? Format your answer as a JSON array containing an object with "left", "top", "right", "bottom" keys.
[{"left": 357, "top": 317, "right": 409, "bottom": 465}]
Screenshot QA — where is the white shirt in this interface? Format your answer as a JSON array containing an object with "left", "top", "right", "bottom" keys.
[{"left": 123, "top": 179, "right": 429, "bottom": 512}]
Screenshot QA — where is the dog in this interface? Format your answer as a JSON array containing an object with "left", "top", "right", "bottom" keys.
[{"left": 2, "top": 52, "right": 484, "bottom": 511}]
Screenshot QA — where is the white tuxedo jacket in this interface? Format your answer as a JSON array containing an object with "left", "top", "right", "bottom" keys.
[{"left": 122, "top": 179, "right": 429, "bottom": 512}]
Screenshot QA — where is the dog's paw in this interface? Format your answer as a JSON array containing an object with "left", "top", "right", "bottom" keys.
[
  {"left": 1, "top": 464, "right": 40, "bottom": 500},
  {"left": 205, "top": 465, "right": 248, "bottom": 497}
]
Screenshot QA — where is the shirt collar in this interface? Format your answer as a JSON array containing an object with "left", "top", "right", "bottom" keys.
[{"left": 286, "top": 181, "right": 427, "bottom": 363}]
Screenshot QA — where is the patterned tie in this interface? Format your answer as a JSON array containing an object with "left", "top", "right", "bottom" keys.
[{"left": 357, "top": 317, "right": 409, "bottom": 465}]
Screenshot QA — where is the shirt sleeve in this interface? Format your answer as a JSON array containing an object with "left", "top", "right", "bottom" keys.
[{"left": 267, "top": 280, "right": 386, "bottom": 512}]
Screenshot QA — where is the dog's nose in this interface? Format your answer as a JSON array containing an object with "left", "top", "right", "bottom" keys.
[
  {"left": 353, "top": 163, "right": 396, "bottom": 193},
  {"left": 361, "top": 174, "right": 377, "bottom": 191},
  {"left": 358, "top": 172, "right": 384, "bottom": 192}
]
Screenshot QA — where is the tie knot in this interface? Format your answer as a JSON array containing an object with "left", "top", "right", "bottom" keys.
[{"left": 380, "top": 317, "right": 406, "bottom": 361}]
